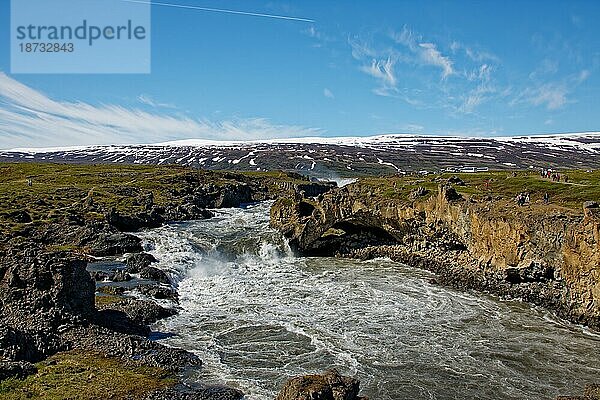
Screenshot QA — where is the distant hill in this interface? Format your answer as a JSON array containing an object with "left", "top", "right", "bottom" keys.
[{"left": 2, "top": 132, "right": 599, "bottom": 177}]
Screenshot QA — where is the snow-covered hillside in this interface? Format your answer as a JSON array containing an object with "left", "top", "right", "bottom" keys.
[{"left": 2, "top": 132, "right": 599, "bottom": 176}]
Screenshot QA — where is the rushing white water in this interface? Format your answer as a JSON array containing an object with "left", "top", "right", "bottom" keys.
[{"left": 137, "top": 202, "right": 600, "bottom": 400}]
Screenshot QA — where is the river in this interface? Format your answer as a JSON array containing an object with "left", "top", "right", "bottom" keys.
[{"left": 136, "top": 202, "right": 600, "bottom": 400}]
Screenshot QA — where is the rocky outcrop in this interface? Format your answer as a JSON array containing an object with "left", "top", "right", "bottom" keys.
[
  {"left": 0, "top": 244, "right": 95, "bottom": 362},
  {"left": 126, "top": 252, "right": 157, "bottom": 274},
  {"left": 95, "top": 298, "right": 177, "bottom": 326},
  {"left": 270, "top": 183, "right": 600, "bottom": 329},
  {"left": 90, "top": 233, "right": 143, "bottom": 256},
  {"left": 276, "top": 369, "right": 366, "bottom": 400}
]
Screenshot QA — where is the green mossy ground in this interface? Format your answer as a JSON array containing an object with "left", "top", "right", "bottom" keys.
[
  {"left": 357, "top": 170, "right": 600, "bottom": 212},
  {"left": 0, "top": 350, "right": 175, "bottom": 400},
  {"left": 0, "top": 162, "right": 306, "bottom": 240}
]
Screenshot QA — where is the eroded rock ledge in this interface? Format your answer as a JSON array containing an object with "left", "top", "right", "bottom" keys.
[{"left": 270, "top": 182, "right": 600, "bottom": 330}]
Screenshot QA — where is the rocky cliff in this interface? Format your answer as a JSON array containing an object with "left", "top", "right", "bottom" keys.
[{"left": 270, "top": 182, "right": 600, "bottom": 329}]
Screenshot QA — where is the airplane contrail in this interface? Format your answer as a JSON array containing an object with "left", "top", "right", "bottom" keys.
[{"left": 119, "top": 0, "right": 315, "bottom": 23}]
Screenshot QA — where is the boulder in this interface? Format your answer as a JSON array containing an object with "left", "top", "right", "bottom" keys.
[
  {"left": 440, "top": 184, "right": 463, "bottom": 202},
  {"left": 447, "top": 176, "right": 465, "bottom": 186},
  {"left": 584, "top": 201, "right": 599, "bottom": 209},
  {"left": 90, "top": 233, "right": 143, "bottom": 256},
  {"left": 95, "top": 298, "right": 176, "bottom": 326},
  {"left": 140, "top": 267, "right": 171, "bottom": 285},
  {"left": 0, "top": 361, "right": 37, "bottom": 381},
  {"left": 105, "top": 208, "right": 163, "bottom": 232},
  {"left": 137, "top": 284, "right": 178, "bottom": 301},
  {"left": 164, "top": 204, "right": 213, "bottom": 222},
  {"left": 126, "top": 252, "right": 157, "bottom": 274},
  {"left": 276, "top": 369, "right": 365, "bottom": 400}
]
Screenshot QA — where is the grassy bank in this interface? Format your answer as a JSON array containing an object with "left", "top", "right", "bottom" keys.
[
  {"left": 0, "top": 162, "right": 306, "bottom": 239},
  {"left": 358, "top": 170, "right": 600, "bottom": 212},
  {"left": 0, "top": 350, "right": 175, "bottom": 400}
]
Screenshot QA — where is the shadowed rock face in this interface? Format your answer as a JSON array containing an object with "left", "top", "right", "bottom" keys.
[
  {"left": 276, "top": 369, "right": 366, "bottom": 400},
  {"left": 0, "top": 244, "right": 95, "bottom": 362}
]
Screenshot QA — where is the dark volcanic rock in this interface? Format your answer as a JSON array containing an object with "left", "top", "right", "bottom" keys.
[
  {"left": 106, "top": 208, "right": 164, "bottom": 232},
  {"left": 276, "top": 369, "right": 365, "bottom": 400},
  {"left": 63, "top": 325, "right": 201, "bottom": 372},
  {"left": 140, "top": 266, "right": 171, "bottom": 285},
  {"left": 440, "top": 184, "right": 463, "bottom": 202},
  {"left": 164, "top": 204, "right": 213, "bottom": 222},
  {"left": 146, "top": 386, "right": 245, "bottom": 400},
  {"left": 126, "top": 252, "right": 157, "bottom": 274},
  {"left": 0, "top": 361, "right": 37, "bottom": 381},
  {"left": 447, "top": 175, "right": 466, "bottom": 186},
  {"left": 137, "top": 284, "right": 178, "bottom": 301},
  {"left": 96, "top": 298, "right": 176, "bottom": 326},
  {"left": 90, "top": 233, "right": 143, "bottom": 256},
  {"left": 7, "top": 210, "right": 32, "bottom": 223},
  {"left": 0, "top": 245, "right": 95, "bottom": 361}
]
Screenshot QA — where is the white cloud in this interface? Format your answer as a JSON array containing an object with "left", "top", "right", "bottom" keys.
[
  {"left": 392, "top": 26, "right": 454, "bottom": 79},
  {"left": 524, "top": 83, "right": 569, "bottom": 110},
  {"left": 350, "top": 26, "right": 455, "bottom": 97},
  {"left": 360, "top": 58, "right": 397, "bottom": 88},
  {"left": 323, "top": 88, "right": 335, "bottom": 98},
  {"left": 511, "top": 70, "right": 591, "bottom": 111},
  {"left": 578, "top": 69, "right": 591, "bottom": 82},
  {"left": 450, "top": 41, "right": 499, "bottom": 63},
  {"left": 458, "top": 64, "right": 497, "bottom": 113},
  {"left": 418, "top": 43, "right": 453, "bottom": 79},
  {"left": 0, "top": 72, "right": 322, "bottom": 149},
  {"left": 138, "top": 94, "right": 176, "bottom": 109}
]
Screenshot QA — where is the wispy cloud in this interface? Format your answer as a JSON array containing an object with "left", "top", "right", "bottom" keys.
[
  {"left": 0, "top": 73, "right": 322, "bottom": 149},
  {"left": 511, "top": 69, "right": 590, "bottom": 110},
  {"left": 417, "top": 43, "right": 454, "bottom": 79},
  {"left": 450, "top": 41, "right": 499, "bottom": 63},
  {"left": 138, "top": 94, "right": 176, "bottom": 109},
  {"left": 323, "top": 88, "right": 335, "bottom": 99},
  {"left": 457, "top": 64, "right": 498, "bottom": 113},
  {"left": 359, "top": 58, "right": 398, "bottom": 96},
  {"left": 391, "top": 26, "right": 454, "bottom": 79},
  {"left": 350, "top": 26, "right": 458, "bottom": 100}
]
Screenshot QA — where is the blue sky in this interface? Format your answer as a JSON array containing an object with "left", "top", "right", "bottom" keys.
[{"left": 1, "top": 0, "right": 599, "bottom": 148}]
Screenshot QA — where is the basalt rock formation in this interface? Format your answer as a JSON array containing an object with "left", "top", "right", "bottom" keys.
[
  {"left": 276, "top": 369, "right": 367, "bottom": 400},
  {"left": 0, "top": 243, "right": 95, "bottom": 362},
  {"left": 270, "top": 182, "right": 600, "bottom": 330}
]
